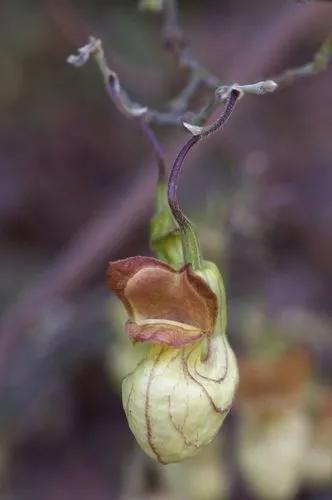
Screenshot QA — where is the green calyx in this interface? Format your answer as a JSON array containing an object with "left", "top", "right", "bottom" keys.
[
  {"left": 194, "top": 260, "right": 227, "bottom": 335},
  {"left": 149, "top": 178, "right": 205, "bottom": 276},
  {"left": 149, "top": 176, "right": 226, "bottom": 336},
  {"left": 149, "top": 180, "right": 226, "bottom": 338},
  {"left": 149, "top": 180, "right": 184, "bottom": 267}
]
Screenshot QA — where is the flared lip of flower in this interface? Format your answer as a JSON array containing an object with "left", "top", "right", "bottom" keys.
[{"left": 107, "top": 256, "right": 218, "bottom": 347}]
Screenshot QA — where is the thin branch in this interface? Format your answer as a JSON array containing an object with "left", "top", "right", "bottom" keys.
[
  {"left": 68, "top": 27, "right": 331, "bottom": 130},
  {"left": 68, "top": 37, "right": 166, "bottom": 183},
  {"left": 272, "top": 32, "right": 332, "bottom": 87},
  {"left": 139, "top": 119, "right": 166, "bottom": 182},
  {"left": 162, "top": 0, "right": 186, "bottom": 59},
  {"left": 148, "top": 27, "right": 332, "bottom": 125},
  {"left": 68, "top": 36, "right": 276, "bottom": 135},
  {"left": 67, "top": 0, "right": 221, "bottom": 128},
  {"left": 161, "top": 0, "right": 220, "bottom": 87}
]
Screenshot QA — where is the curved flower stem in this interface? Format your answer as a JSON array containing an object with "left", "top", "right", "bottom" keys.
[
  {"left": 168, "top": 88, "right": 241, "bottom": 270},
  {"left": 168, "top": 135, "right": 201, "bottom": 269},
  {"left": 107, "top": 69, "right": 167, "bottom": 186},
  {"left": 184, "top": 88, "right": 241, "bottom": 136}
]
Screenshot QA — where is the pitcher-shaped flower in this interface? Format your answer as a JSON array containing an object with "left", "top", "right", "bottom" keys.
[
  {"left": 107, "top": 256, "right": 238, "bottom": 463},
  {"left": 107, "top": 88, "right": 240, "bottom": 463}
]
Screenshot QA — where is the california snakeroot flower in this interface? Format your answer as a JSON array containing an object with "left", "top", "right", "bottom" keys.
[
  {"left": 106, "top": 90, "right": 241, "bottom": 464},
  {"left": 107, "top": 255, "right": 238, "bottom": 464}
]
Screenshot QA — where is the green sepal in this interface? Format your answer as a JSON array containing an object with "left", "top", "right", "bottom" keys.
[
  {"left": 194, "top": 260, "right": 227, "bottom": 335},
  {"left": 149, "top": 180, "right": 184, "bottom": 267}
]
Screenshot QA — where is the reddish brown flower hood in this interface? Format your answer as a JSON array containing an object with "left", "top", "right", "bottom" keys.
[{"left": 107, "top": 256, "right": 218, "bottom": 347}]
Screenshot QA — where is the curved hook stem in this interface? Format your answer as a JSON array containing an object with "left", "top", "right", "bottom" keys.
[
  {"left": 168, "top": 88, "right": 241, "bottom": 270},
  {"left": 168, "top": 135, "right": 201, "bottom": 269}
]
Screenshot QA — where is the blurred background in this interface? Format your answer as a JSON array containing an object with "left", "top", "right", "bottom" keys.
[{"left": 0, "top": 0, "right": 331, "bottom": 499}]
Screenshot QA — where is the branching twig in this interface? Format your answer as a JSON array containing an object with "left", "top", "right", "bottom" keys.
[
  {"left": 68, "top": 8, "right": 331, "bottom": 129},
  {"left": 68, "top": 37, "right": 277, "bottom": 133},
  {"left": 67, "top": 36, "right": 166, "bottom": 181}
]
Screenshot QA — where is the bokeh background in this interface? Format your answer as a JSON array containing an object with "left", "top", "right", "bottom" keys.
[{"left": 0, "top": 1, "right": 331, "bottom": 499}]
